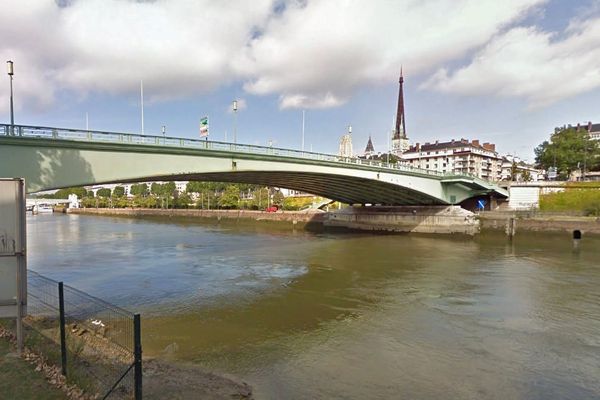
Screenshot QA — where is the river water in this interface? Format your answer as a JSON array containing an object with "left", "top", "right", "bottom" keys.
[{"left": 27, "top": 214, "right": 600, "bottom": 399}]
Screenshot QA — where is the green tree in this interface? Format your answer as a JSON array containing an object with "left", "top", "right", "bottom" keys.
[
  {"left": 521, "top": 170, "right": 532, "bottom": 182},
  {"left": 535, "top": 127, "right": 600, "bottom": 178},
  {"left": 510, "top": 161, "right": 518, "bottom": 181},
  {"left": 113, "top": 186, "right": 125, "bottom": 197},
  {"left": 97, "top": 188, "right": 112, "bottom": 197},
  {"left": 130, "top": 183, "right": 149, "bottom": 197},
  {"left": 272, "top": 190, "right": 284, "bottom": 206},
  {"left": 55, "top": 186, "right": 87, "bottom": 199},
  {"left": 218, "top": 185, "right": 240, "bottom": 209},
  {"left": 151, "top": 182, "right": 163, "bottom": 196}
]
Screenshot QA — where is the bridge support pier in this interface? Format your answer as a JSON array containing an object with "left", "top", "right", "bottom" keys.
[{"left": 324, "top": 205, "right": 479, "bottom": 235}]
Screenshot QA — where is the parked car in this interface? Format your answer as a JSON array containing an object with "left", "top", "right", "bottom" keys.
[{"left": 265, "top": 205, "right": 278, "bottom": 212}]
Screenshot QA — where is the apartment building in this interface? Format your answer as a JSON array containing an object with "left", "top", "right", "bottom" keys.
[{"left": 401, "top": 139, "right": 502, "bottom": 181}]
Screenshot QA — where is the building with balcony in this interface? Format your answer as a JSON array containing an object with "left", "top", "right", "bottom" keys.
[{"left": 401, "top": 139, "right": 502, "bottom": 181}]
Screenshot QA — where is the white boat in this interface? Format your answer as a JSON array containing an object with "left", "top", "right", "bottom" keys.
[{"left": 34, "top": 204, "right": 54, "bottom": 214}]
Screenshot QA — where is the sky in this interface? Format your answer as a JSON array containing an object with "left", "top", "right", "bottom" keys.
[{"left": 2, "top": 0, "right": 600, "bottom": 162}]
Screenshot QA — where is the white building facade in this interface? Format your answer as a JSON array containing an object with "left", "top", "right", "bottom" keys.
[{"left": 401, "top": 139, "right": 503, "bottom": 181}]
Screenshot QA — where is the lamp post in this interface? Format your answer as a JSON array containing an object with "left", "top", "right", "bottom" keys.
[
  {"left": 162, "top": 125, "right": 166, "bottom": 145},
  {"left": 7, "top": 60, "right": 14, "bottom": 128},
  {"left": 232, "top": 100, "right": 238, "bottom": 144},
  {"left": 301, "top": 110, "right": 305, "bottom": 152}
]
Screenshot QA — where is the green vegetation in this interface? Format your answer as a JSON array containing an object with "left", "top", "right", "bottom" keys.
[
  {"left": 34, "top": 181, "right": 335, "bottom": 211},
  {"left": 535, "top": 126, "right": 600, "bottom": 179},
  {"left": 539, "top": 189, "right": 600, "bottom": 216},
  {"left": 0, "top": 336, "right": 66, "bottom": 400},
  {"left": 36, "top": 186, "right": 86, "bottom": 199}
]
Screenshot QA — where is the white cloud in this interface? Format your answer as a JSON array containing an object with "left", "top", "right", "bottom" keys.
[
  {"left": 239, "top": 0, "right": 546, "bottom": 108},
  {"left": 423, "top": 18, "right": 600, "bottom": 108},
  {"left": 1, "top": 0, "right": 576, "bottom": 114},
  {"left": 0, "top": 0, "right": 272, "bottom": 112}
]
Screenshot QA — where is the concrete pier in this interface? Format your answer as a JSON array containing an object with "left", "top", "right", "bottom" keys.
[{"left": 324, "top": 205, "right": 479, "bottom": 235}]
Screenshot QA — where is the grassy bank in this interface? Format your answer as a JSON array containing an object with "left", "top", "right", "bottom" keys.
[
  {"left": 539, "top": 188, "right": 600, "bottom": 215},
  {"left": 0, "top": 338, "right": 66, "bottom": 400}
]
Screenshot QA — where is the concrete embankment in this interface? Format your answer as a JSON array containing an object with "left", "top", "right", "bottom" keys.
[
  {"left": 67, "top": 207, "right": 600, "bottom": 236},
  {"left": 68, "top": 206, "right": 478, "bottom": 235},
  {"left": 325, "top": 205, "right": 479, "bottom": 235},
  {"left": 479, "top": 211, "right": 600, "bottom": 235},
  {"left": 67, "top": 207, "right": 326, "bottom": 227}
]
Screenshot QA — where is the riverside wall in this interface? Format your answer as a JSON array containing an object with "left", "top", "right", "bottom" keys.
[
  {"left": 324, "top": 206, "right": 480, "bottom": 235},
  {"left": 67, "top": 207, "right": 326, "bottom": 226},
  {"left": 67, "top": 207, "right": 600, "bottom": 236},
  {"left": 479, "top": 211, "right": 600, "bottom": 235}
]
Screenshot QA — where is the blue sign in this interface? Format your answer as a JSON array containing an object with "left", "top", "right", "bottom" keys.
[{"left": 477, "top": 199, "right": 486, "bottom": 210}]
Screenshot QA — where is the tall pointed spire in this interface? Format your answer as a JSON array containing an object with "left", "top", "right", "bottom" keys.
[
  {"left": 364, "top": 134, "right": 375, "bottom": 155},
  {"left": 393, "top": 67, "right": 406, "bottom": 140}
]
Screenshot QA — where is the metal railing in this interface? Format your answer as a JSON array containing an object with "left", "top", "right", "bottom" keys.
[{"left": 1, "top": 123, "right": 480, "bottom": 180}]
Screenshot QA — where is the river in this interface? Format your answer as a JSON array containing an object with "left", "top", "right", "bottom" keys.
[{"left": 26, "top": 213, "right": 600, "bottom": 399}]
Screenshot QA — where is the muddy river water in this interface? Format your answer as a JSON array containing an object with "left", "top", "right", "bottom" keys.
[{"left": 27, "top": 214, "right": 600, "bottom": 399}]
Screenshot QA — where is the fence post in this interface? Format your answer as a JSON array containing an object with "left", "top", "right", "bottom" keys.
[
  {"left": 58, "top": 282, "right": 67, "bottom": 377},
  {"left": 134, "top": 313, "right": 142, "bottom": 400}
]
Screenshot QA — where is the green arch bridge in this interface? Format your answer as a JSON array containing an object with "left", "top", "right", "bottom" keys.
[{"left": 0, "top": 124, "right": 507, "bottom": 206}]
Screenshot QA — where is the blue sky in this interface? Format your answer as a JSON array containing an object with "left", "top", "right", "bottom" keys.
[{"left": 2, "top": 0, "right": 600, "bottom": 162}]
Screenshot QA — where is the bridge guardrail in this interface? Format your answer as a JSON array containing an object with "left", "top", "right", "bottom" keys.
[{"left": 2, "top": 123, "right": 480, "bottom": 180}]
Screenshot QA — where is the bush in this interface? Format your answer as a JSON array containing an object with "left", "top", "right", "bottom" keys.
[{"left": 539, "top": 189, "right": 600, "bottom": 216}]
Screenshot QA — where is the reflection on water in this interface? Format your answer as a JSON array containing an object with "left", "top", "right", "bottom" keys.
[{"left": 28, "top": 214, "right": 600, "bottom": 399}]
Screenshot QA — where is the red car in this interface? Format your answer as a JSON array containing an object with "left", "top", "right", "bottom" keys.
[{"left": 265, "top": 205, "right": 278, "bottom": 212}]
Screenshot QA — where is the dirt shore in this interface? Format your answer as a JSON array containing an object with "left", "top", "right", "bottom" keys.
[{"left": 143, "top": 358, "right": 253, "bottom": 400}]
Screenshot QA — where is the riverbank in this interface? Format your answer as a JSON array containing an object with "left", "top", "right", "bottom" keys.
[
  {"left": 67, "top": 207, "right": 326, "bottom": 228},
  {"left": 479, "top": 210, "right": 600, "bottom": 235},
  {"left": 67, "top": 207, "right": 600, "bottom": 236}
]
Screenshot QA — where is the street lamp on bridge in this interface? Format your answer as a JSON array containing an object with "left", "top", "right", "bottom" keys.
[
  {"left": 232, "top": 100, "right": 238, "bottom": 144},
  {"left": 7, "top": 60, "right": 14, "bottom": 128}
]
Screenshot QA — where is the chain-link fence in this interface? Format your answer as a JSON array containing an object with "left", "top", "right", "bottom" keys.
[{"left": 5, "top": 270, "right": 141, "bottom": 399}]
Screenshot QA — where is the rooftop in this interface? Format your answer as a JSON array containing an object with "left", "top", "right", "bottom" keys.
[{"left": 406, "top": 138, "right": 497, "bottom": 153}]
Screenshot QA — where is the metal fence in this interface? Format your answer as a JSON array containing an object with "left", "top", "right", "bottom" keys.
[
  {"left": 1, "top": 123, "right": 480, "bottom": 179},
  {"left": 14, "top": 270, "right": 141, "bottom": 399}
]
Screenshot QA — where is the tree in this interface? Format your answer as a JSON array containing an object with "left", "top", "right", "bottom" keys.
[
  {"left": 272, "top": 190, "right": 284, "bottom": 206},
  {"left": 55, "top": 186, "right": 87, "bottom": 199},
  {"left": 521, "top": 170, "right": 532, "bottom": 182},
  {"left": 97, "top": 188, "right": 112, "bottom": 198},
  {"left": 130, "top": 183, "right": 149, "bottom": 197},
  {"left": 150, "top": 182, "right": 163, "bottom": 196},
  {"left": 510, "top": 161, "right": 518, "bottom": 181},
  {"left": 113, "top": 186, "right": 125, "bottom": 197},
  {"left": 219, "top": 185, "right": 240, "bottom": 209},
  {"left": 535, "top": 127, "right": 600, "bottom": 179}
]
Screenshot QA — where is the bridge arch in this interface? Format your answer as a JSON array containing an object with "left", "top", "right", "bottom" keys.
[{"left": 0, "top": 125, "right": 507, "bottom": 206}]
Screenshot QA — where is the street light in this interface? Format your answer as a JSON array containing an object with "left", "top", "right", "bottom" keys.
[
  {"left": 162, "top": 125, "right": 166, "bottom": 145},
  {"left": 232, "top": 100, "right": 238, "bottom": 144},
  {"left": 7, "top": 60, "right": 14, "bottom": 128}
]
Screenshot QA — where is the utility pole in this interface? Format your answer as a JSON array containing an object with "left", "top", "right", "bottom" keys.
[
  {"left": 232, "top": 100, "right": 238, "bottom": 144},
  {"left": 140, "top": 80, "right": 144, "bottom": 135},
  {"left": 302, "top": 110, "right": 305, "bottom": 152},
  {"left": 7, "top": 60, "right": 14, "bottom": 128}
]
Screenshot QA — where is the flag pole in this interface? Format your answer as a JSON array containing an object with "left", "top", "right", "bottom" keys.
[{"left": 140, "top": 80, "right": 144, "bottom": 135}]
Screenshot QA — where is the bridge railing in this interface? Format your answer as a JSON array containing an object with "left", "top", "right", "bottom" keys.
[{"left": 2, "top": 124, "right": 477, "bottom": 180}]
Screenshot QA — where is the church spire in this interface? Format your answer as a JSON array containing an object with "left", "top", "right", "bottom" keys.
[
  {"left": 393, "top": 67, "right": 406, "bottom": 140},
  {"left": 364, "top": 134, "right": 375, "bottom": 155}
]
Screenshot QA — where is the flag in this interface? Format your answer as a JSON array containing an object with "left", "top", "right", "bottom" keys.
[{"left": 199, "top": 116, "right": 209, "bottom": 137}]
